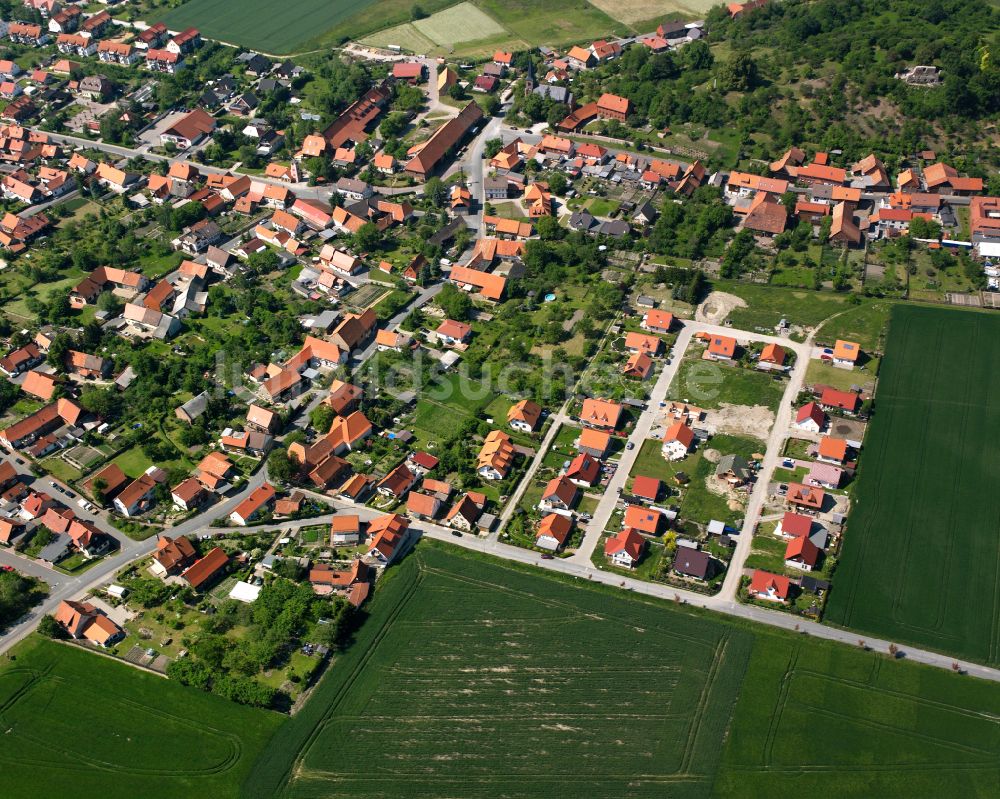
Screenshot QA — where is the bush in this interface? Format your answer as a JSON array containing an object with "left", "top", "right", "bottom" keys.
[{"left": 37, "top": 614, "right": 67, "bottom": 639}]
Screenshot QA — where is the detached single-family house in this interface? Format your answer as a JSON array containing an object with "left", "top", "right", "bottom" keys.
[
  {"left": 795, "top": 402, "right": 826, "bottom": 433},
  {"left": 832, "top": 339, "right": 861, "bottom": 369},
  {"left": 604, "top": 528, "right": 645, "bottom": 568},
  {"left": 785, "top": 535, "right": 821, "bottom": 571},
  {"left": 507, "top": 399, "right": 542, "bottom": 433},
  {"left": 229, "top": 483, "right": 276, "bottom": 525},
  {"left": 749, "top": 569, "right": 791, "bottom": 602},
  {"left": 536, "top": 513, "right": 572, "bottom": 551},
  {"left": 538, "top": 475, "right": 579, "bottom": 513},
  {"left": 477, "top": 430, "right": 516, "bottom": 480},
  {"left": 662, "top": 421, "right": 695, "bottom": 461}
]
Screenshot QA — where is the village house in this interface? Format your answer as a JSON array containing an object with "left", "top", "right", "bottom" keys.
[
  {"left": 641, "top": 309, "right": 674, "bottom": 334},
  {"left": 150, "top": 535, "right": 197, "bottom": 577},
  {"left": 435, "top": 319, "right": 472, "bottom": 347},
  {"left": 539, "top": 475, "right": 579, "bottom": 513},
  {"left": 364, "top": 512, "right": 410, "bottom": 565},
  {"left": 624, "top": 504, "right": 663, "bottom": 535},
  {"left": 580, "top": 398, "right": 623, "bottom": 431},
  {"left": 446, "top": 493, "right": 483, "bottom": 531},
  {"left": 623, "top": 351, "right": 653, "bottom": 380},
  {"left": 330, "top": 514, "right": 362, "bottom": 546},
  {"left": 832, "top": 339, "right": 862, "bottom": 369},
  {"left": 229, "top": 483, "right": 276, "bottom": 525},
  {"left": 795, "top": 402, "right": 826, "bottom": 433},
  {"left": 716, "top": 454, "right": 752, "bottom": 486},
  {"left": 706, "top": 335, "right": 737, "bottom": 361},
  {"left": 181, "top": 546, "right": 229, "bottom": 591},
  {"left": 536, "top": 512, "right": 573, "bottom": 551},
  {"left": 749, "top": 569, "right": 791, "bottom": 602},
  {"left": 376, "top": 463, "right": 417, "bottom": 500},
  {"left": 171, "top": 477, "right": 208, "bottom": 511},
  {"left": 624, "top": 331, "right": 663, "bottom": 357},
  {"left": 787, "top": 482, "right": 825, "bottom": 512},
  {"left": 113, "top": 474, "right": 157, "bottom": 517},
  {"left": 674, "top": 548, "right": 714, "bottom": 581},
  {"left": 160, "top": 108, "right": 216, "bottom": 149},
  {"left": 565, "top": 452, "right": 600, "bottom": 487},
  {"left": 54, "top": 600, "right": 124, "bottom": 648},
  {"left": 507, "top": 399, "right": 543, "bottom": 433},
  {"left": 785, "top": 535, "right": 821, "bottom": 571},
  {"left": 604, "top": 528, "right": 645, "bottom": 568},
  {"left": 662, "top": 421, "right": 695, "bottom": 461},
  {"left": 477, "top": 430, "right": 516, "bottom": 480},
  {"left": 577, "top": 427, "right": 612, "bottom": 459}
]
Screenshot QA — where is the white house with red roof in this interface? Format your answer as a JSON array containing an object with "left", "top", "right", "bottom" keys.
[
  {"left": 604, "top": 528, "right": 645, "bottom": 568},
  {"left": 795, "top": 402, "right": 826, "bottom": 433},
  {"left": 749, "top": 570, "right": 791, "bottom": 602},
  {"left": 565, "top": 452, "right": 600, "bottom": 487},
  {"left": 662, "top": 421, "right": 695, "bottom": 461}
]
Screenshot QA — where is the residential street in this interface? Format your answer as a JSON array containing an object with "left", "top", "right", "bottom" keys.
[
  {"left": 567, "top": 323, "right": 695, "bottom": 565},
  {"left": 30, "top": 129, "right": 334, "bottom": 201}
]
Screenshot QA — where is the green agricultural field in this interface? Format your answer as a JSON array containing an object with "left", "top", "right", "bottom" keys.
[
  {"left": 716, "top": 628, "right": 1000, "bottom": 798},
  {"left": 412, "top": 2, "right": 507, "bottom": 45},
  {"left": 245, "top": 542, "right": 753, "bottom": 798},
  {"left": 366, "top": 0, "right": 627, "bottom": 55},
  {"left": 826, "top": 304, "right": 1000, "bottom": 667},
  {"left": 241, "top": 541, "right": 1000, "bottom": 798},
  {"left": 162, "top": 0, "right": 471, "bottom": 51},
  {"left": 0, "top": 636, "right": 281, "bottom": 799}
]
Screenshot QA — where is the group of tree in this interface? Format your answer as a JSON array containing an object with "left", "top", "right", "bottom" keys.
[{"left": 166, "top": 578, "right": 354, "bottom": 708}]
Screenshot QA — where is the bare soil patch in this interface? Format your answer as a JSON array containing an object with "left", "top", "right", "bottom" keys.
[{"left": 696, "top": 291, "right": 747, "bottom": 325}]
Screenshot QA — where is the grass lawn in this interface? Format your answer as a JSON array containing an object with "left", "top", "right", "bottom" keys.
[
  {"left": 806, "top": 358, "right": 874, "bottom": 392},
  {"left": 0, "top": 636, "right": 281, "bottom": 799},
  {"left": 112, "top": 445, "right": 155, "bottom": 478},
  {"left": 716, "top": 280, "right": 854, "bottom": 333},
  {"left": 54, "top": 552, "right": 105, "bottom": 574},
  {"left": 674, "top": 353, "right": 786, "bottom": 412},
  {"left": 826, "top": 305, "right": 1000, "bottom": 667},
  {"left": 241, "top": 540, "right": 1000, "bottom": 799},
  {"left": 39, "top": 456, "right": 84, "bottom": 485},
  {"left": 138, "top": 250, "right": 184, "bottom": 280},
  {"left": 586, "top": 197, "right": 619, "bottom": 217},
  {"left": 412, "top": 397, "right": 472, "bottom": 442},
  {"left": 814, "top": 298, "right": 896, "bottom": 352}
]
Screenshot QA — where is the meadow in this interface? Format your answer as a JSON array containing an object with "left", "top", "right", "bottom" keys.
[
  {"left": 587, "top": 0, "right": 717, "bottom": 27},
  {"left": 826, "top": 304, "right": 1000, "bottom": 667},
  {"left": 674, "top": 351, "right": 786, "bottom": 413},
  {"left": 0, "top": 636, "right": 281, "bottom": 799},
  {"left": 364, "top": 0, "right": 626, "bottom": 56}
]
